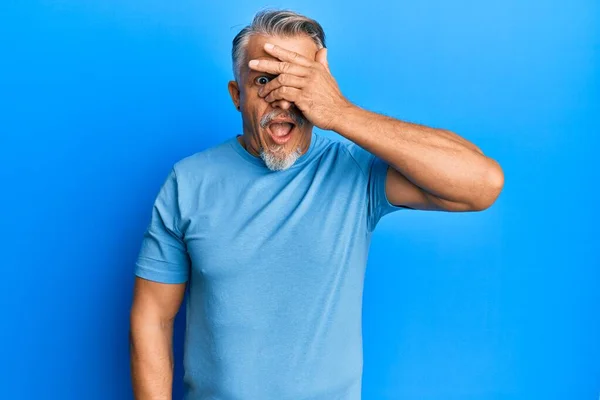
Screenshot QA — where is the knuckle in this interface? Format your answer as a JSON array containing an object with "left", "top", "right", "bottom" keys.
[{"left": 277, "top": 74, "right": 286, "bottom": 84}]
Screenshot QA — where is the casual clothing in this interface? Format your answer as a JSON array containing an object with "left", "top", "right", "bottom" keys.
[{"left": 135, "top": 131, "right": 405, "bottom": 399}]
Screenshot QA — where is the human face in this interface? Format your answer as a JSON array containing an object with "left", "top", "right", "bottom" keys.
[{"left": 228, "top": 34, "right": 318, "bottom": 171}]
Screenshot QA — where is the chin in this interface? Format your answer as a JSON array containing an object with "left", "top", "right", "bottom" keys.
[{"left": 259, "top": 139, "right": 302, "bottom": 171}]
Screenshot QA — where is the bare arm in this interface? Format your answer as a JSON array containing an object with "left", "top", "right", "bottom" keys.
[
  {"left": 129, "top": 277, "right": 187, "bottom": 400},
  {"left": 333, "top": 106, "right": 504, "bottom": 211},
  {"left": 247, "top": 43, "right": 504, "bottom": 212}
]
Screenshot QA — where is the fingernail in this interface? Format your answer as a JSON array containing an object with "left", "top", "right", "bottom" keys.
[
  {"left": 248, "top": 60, "right": 258, "bottom": 67},
  {"left": 264, "top": 43, "right": 274, "bottom": 50}
]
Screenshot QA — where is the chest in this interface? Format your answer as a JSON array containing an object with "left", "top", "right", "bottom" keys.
[{"left": 182, "top": 157, "right": 369, "bottom": 282}]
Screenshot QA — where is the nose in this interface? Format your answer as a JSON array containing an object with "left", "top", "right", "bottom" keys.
[{"left": 271, "top": 100, "right": 292, "bottom": 110}]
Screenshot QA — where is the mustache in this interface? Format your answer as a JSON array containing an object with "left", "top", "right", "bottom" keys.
[{"left": 260, "top": 110, "right": 306, "bottom": 129}]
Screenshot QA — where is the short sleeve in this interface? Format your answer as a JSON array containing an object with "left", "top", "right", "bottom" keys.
[
  {"left": 135, "top": 167, "right": 190, "bottom": 284},
  {"left": 344, "top": 141, "right": 407, "bottom": 232},
  {"left": 367, "top": 155, "right": 407, "bottom": 230}
]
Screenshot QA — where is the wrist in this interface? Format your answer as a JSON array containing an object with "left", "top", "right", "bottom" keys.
[{"left": 329, "top": 99, "right": 356, "bottom": 133}]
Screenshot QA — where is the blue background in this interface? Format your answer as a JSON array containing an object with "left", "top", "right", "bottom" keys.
[{"left": 1, "top": 1, "right": 598, "bottom": 399}]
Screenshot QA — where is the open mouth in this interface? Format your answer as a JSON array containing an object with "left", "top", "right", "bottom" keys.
[{"left": 267, "top": 122, "right": 295, "bottom": 145}]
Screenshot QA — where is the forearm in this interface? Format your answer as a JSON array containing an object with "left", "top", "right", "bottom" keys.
[
  {"left": 130, "top": 317, "right": 174, "bottom": 400},
  {"left": 333, "top": 104, "right": 503, "bottom": 208}
]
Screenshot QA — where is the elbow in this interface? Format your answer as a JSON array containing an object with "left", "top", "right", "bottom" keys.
[{"left": 470, "top": 160, "right": 505, "bottom": 211}]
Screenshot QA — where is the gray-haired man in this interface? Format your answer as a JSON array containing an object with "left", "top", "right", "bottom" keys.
[{"left": 129, "top": 9, "right": 503, "bottom": 400}]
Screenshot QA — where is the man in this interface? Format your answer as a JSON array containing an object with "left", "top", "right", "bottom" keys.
[{"left": 129, "top": 9, "right": 504, "bottom": 400}]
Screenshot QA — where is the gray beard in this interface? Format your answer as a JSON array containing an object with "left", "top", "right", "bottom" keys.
[{"left": 260, "top": 145, "right": 302, "bottom": 171}]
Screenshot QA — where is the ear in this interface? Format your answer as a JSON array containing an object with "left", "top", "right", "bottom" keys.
[
  {"left": 315, "top": 47, "right": 330, "bottom": 73},
  {"left": 228, "top": 80, "right": 241, "bottom": 111}
]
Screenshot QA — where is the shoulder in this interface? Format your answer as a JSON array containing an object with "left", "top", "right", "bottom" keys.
[
  {"left": 311, "top": 134, "right": 375, "bottom": 180},
  {"left": 338, "top": 139, "right": 376, "bottom": 178},
  {"left": 172, "top": 137, "right": 236, "bottom": 180}
]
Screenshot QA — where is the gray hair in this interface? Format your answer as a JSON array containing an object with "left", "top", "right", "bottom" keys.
[{"left": 231, "top": 9, "right": 326, "bottom": 82}]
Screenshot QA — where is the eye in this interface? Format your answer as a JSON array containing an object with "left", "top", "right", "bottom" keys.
[{"left": 254, "top": 76, "right": 272, "bottom": 85}]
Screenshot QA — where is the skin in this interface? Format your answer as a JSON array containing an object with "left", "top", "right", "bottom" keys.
[
  {"left": 130, "top": 277, "right": 185, "bottom": 400},
  {"left": 227, "top": 34, "right": 321, "bottom": 168}
]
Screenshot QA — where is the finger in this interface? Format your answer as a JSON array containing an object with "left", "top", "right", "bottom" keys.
[
  {"left": 263, "top": 43, "right": 314, "bottom": 67},
  {"left": 248, "top": 59, "right": 309, "bottom": 77},
  {"left": 264, "top": 86, "right": 301, "bottom": 103},
  {"left": 259, "top": 74, "right": 306, "bottom": 98}
]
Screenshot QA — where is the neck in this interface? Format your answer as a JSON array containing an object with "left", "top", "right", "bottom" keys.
[{"left": 237, "top": 135, "right": 259, "bottom": 157}]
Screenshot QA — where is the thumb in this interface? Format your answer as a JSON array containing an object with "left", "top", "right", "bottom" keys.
[{"left": 316, "top": 47, "right": 330, "bottom": 72}]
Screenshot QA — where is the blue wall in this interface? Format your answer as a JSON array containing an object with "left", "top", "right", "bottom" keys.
[{"left": 1, "top": 1, "right": 598, "bottom": 399}]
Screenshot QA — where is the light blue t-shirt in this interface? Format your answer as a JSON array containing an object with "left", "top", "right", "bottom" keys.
[{"left": 135, "top": 131, "right": 405, "bottom": 399}]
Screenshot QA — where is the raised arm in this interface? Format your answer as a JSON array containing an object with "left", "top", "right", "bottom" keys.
[
  {"left": 129, "top": 277, "right": 187, "bottom": 400},
  {"left": 248, "top": 43, "right": 504, "bottom": 212}
]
